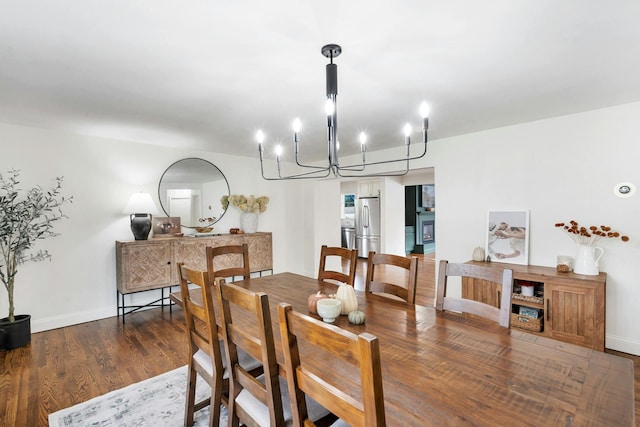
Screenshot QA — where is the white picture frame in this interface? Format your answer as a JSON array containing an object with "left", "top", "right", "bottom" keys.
[{"left": 486, "top": 210, "right": 530, "bottom": 265}]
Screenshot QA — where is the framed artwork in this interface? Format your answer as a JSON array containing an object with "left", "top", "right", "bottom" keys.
[
  {"left": 486, "top": 210, "right": 529, "bottom": 265},
  {"left": 421, "top": 184, "right": 435, "bottom": 209},
  {"left": 152, "top": 216, "right": 182, "bottom": 237}
]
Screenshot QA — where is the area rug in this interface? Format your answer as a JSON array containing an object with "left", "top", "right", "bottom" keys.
[{"left": 48, "top": 365, "right": 226, "bottom": 426}]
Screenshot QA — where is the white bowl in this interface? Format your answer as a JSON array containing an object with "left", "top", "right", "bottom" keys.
[{"left": 316, "top": 299, "right": 342, "bottom": 323}]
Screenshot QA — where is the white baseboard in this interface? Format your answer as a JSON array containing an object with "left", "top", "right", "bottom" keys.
[
  {"left": 31, "top": 307, "right": 116, "bottom": 333},
  {"left": 606, "top": 334, "right": 640, "bottom": 356}
]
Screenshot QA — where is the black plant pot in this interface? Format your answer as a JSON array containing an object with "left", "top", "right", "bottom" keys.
[{"left": 0, "top": 314, "right": 31, "bottom": 350}]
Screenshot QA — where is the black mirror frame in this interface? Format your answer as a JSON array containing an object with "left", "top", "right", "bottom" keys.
[{"left": 158, "top": 158, "right": 230, "bottom": 228}]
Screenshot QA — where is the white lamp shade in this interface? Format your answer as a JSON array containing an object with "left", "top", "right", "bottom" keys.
[{"left": 123, "top": 192, "right": 159, "bottom": 215}]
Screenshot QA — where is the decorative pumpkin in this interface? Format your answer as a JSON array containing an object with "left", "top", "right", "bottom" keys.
[
  {"left": 307, "top": 291, "right": 327, "bottom": 314},
  {"left": 472, "top": 247, "right": 486, "bottom": 262},
  {"left": 336, "top": 284, "right": 358, "bottom": 315},
  {"left": 348, "top": 310, "right": 366, "bottom": 325}
]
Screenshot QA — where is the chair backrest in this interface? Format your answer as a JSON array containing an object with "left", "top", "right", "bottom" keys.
[
  {"left": 177, "top": 262, "right": 225, "bottom": 384},
  {"left": 365, "top": 251, "right": 418, "bottom": 305},
  {"left": 215, "top": 278, "right": 284, "bottom": 426},
  {"left": 278, "top": 303, "right": 386, "bottom": 427},
  {"left": 317, "top": 245, "right": 358, "bottom": 286},
  {"left": 435, "top": 260, "right": 513, "bottom": 328},
  {"left": 206, "top": 243, "right": 251, "bottom": 283}
]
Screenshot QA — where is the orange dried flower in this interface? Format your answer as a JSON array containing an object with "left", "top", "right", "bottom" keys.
[{"left": 555, "top": 220, "right": 629, "bottom": 245}]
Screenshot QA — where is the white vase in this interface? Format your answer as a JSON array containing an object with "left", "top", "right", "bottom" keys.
[
  {"left": 240, "top": 212, "right": 259, "bottom": 233},
  {"left": 574, "top": 244, "right": 604, "bottom": 275}
]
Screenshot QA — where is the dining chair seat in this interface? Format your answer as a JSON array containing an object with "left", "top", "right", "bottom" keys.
[
  {"left": 235, "top": 375, "right": 331, "bottom": 426},
  {"left": 194, "top": 345, "right": 261, "bottom": 380}
]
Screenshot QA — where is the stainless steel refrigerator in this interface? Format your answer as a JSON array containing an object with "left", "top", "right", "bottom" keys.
[{"left": 355, "top": 196, "right": 380, "bottom": 257}]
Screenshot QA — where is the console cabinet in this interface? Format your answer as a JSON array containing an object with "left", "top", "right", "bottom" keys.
[
  {"left": 462, "top": 261, "right": 606, "bottom": 351},
  {"left": 116, "top": 232, "right": 273, "bottom": 294}
]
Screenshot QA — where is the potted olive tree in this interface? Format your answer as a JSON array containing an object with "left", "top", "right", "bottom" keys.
[{"left": 0, "top": 169, "right": 72, "bottom": 350}]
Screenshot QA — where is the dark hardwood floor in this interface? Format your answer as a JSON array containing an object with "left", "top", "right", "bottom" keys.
[{"left": 1, "top": 253, "right": 638, "bottom": 425}]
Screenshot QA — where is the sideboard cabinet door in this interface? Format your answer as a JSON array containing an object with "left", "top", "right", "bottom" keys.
[
  {"left": 116, "top": 240, "right": 173, "bottom": 293},
  {"left": 245, "top": 232, "right": 273, "bottom": 272},
  {"left": 545, "top": 282, "right": 603, "bottom": 350}
]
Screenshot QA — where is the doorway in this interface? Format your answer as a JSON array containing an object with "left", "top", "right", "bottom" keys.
[{"left": 404, "top": 175, "right": 435, "bottom": 255}]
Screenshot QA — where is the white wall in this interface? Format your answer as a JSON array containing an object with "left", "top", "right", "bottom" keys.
[
  {"left": 327, "top": 102, "right": 640, "bottom": 354},
  {"left": 2, "top": 100, "right": 639, "bottom": 355},
  {"left": 380, "top": 177, "right": 406, "bottom": 256},
  {"left": 420, "top": 102, "right": 640, "bottom": 355},
  {"left": 0, "top": 122, "right": 308, "bottom": 332}
]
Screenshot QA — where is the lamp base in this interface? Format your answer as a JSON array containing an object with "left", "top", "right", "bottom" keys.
[{"left": 130, "top": 214, "right": 152, "bottom": 240}]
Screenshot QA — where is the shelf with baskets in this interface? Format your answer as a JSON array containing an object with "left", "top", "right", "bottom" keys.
[
  {"left": 463, "top": 261, "right": 606, "bottom": 351},
  {"left": 511, "top": 280, "right": 544, "bottom": 332}
]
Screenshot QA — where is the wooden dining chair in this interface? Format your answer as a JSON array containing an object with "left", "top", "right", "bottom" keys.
[
  {"left": 278, "top": 303, "right": 386, "bottom": 427},
  {"left": 365, "top": 251, "right": 419, "bottom": 305},
  {"left": 206, "top": 243, "right": 251, "bottom": 283},
  {"left": 435, "top": 260, "right": 514, "bottom": 328},
  {"left": 215, "top": 277, "right": 285, "bottom": 426},
  {"left": 317, "top": 245, "right": 358, "bottom": 286},
  {"left": 215, "top": 278, "right": 329, "bottom": 427},
  {"left": 177, "top": 263, "right": 226, "bottom": 427}
]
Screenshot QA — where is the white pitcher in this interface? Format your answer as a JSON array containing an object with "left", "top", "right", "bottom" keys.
[{"left": 574, "top": 244, "right": 604, "bottom": 275}]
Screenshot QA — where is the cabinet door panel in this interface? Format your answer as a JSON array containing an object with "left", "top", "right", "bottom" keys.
[
  {"left": 177, "top": 237, "right": 240, "bottom": 270},
  {"left": 462, "top": 277, "right": 502, "bottom": 308},
  {"left": 547, "top": 284, "right": 595, "bottom": 348},
  {"left": 119, "top": 243, "right": 173, "bottom": 292},
  {"left": 246, "top": 234, "right": 273, "bottom": 272}
]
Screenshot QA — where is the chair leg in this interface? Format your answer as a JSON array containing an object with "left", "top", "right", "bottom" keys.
[
  {"left": 228, "top": 400, "right": 241, "bottom": 427},
  {"left": 184, "top": 364, "right": 198, "bottom": 427},
  {"left": 208, "top": 378, "right": 223, "bottom": 427}
]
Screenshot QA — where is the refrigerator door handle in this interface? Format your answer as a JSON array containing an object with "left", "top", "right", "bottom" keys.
[{"left": 363, "top": 205, "right": 369, "bottom": 228}]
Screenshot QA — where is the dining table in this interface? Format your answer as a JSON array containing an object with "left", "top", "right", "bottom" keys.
[{"left": 170, "top": 272, "right": 635, "bottom": 426}]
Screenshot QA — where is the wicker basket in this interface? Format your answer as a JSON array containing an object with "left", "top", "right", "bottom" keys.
[
  {"left": 512, "top": 293, "right": 544, "bottom": 305},
  {"left": 511, "top": 313, "right": 543, "bottom": 332}
]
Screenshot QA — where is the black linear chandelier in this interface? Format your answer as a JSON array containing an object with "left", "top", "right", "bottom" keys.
[{"left": 256, "top": 44, "right": 430, "bottom": 180}]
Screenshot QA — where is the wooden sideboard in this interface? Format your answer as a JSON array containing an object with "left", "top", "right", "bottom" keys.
[
  {"left": 115, "top": 232, "right": 272, "bottom": 320},
  {"left": 462, "top": 260, "right": 606, "bottom": 351}
]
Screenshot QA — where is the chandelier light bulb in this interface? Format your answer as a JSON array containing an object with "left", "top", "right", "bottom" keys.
[
  {"left": 403, "top": 123, "right": 412, "bottom": 137},
  {"left": 359, "top": 132, "right": 367, "bottom": 145},
  {"left": 256, "top": 130, "right": 265, "bottom": 145},
  {"left": 419, "top": 101, "right": 430, "bottom": 118},
  {"left": 275, "top": 145, "right": 283, "bottom": 157},
  {"left": 293, "top": 118, "right": 302, "bottom": 133},
  {"left": 325, "top": 99, "right": 335, "bottom": 116}
]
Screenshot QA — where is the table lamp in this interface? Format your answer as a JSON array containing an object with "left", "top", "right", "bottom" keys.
[{"left": 123, "top": 192, "right": 159, "bottom": 240}]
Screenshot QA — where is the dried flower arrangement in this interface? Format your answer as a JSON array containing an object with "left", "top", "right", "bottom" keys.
[
  {"left": 555, "top": 220, "right": 629, "bottom": 246},
  {"left": 221, "top": 194, "right": 269, "bottom": 213}
]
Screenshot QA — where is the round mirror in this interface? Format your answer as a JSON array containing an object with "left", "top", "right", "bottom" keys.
[{"left": 158, "top": 158, "right": 230, "bottom": 228}]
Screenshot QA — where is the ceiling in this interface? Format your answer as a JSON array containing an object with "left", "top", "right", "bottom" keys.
[{"left": 1, "top": 1, "right": 639, "bottom": 163}]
